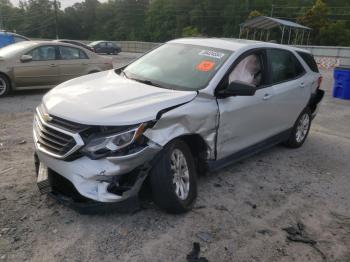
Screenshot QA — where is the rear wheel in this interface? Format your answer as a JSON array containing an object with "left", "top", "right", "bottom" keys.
[
  {"left": 284, "top": 108, "right": 312, "bottom": 148},
  {"left": 0, "top": 74, "right": 10, "bottom": 97},
  {"left": 150, "top": 139, "right": 197, "bottom": 213}
]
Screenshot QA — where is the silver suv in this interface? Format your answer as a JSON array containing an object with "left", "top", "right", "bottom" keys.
[{"left": 33, "top": 38, "right": 324, "bottom": 213}]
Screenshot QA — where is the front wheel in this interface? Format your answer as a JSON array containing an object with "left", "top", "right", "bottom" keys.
[
  {"left": 0, "top": 75, "right": 10, "bottom": 97},
  {"left": 150, "top": 139, "right": 197, "bottom": 213},
  {"left": 284, "top": 108, "right": 312, "bottom": 148}
]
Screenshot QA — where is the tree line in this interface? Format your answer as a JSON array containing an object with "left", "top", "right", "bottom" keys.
[{"left": 1, "top": 0, "right": 350, "bottom": 46}]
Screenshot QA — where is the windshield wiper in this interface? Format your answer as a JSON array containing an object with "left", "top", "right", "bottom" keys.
[
  {"left": 121, "top": 70, "right": 129, "bottom": 78},
  {"left": 122, "top": 71, "right": 163, "bottom": 88},
  {"left": 129, "top": 77, "right": 162, "bottom": 88}
]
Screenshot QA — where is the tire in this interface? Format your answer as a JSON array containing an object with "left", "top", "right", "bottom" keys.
[
  {"left": 0, "top": 74, "right": 10, "bottom": 97},
  {"left": 284, "top": 108, "right": 312, "bottom": 148},
  {"left": 150, "top": 139, "right": 197, "bottom": 213}
]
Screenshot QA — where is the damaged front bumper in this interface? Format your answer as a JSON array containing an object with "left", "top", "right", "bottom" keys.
[{"left": 35, "top": 143, "right": 161, "bottom": 208}]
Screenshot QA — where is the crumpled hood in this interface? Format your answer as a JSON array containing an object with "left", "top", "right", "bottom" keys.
[{"left": 43, "top": 70, "right": 197, "bottom": 126}]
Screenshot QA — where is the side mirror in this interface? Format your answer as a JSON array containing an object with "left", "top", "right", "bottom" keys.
[
  {"left": 20, "top": 54, "right": 32, "bottom": 63},
  {"left": 217, "top": 81, "right": 256, "bottom": 98}
]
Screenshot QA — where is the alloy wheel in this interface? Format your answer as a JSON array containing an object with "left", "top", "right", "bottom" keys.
[
  {"left": 170, "top": 149, "right": 190, "bottom": 200},
  {"left": 296, "top": 113, "right": 310, "bottom": 143},
  {"left": 0, "top": 78, "right": 7, "bottom": 96}
]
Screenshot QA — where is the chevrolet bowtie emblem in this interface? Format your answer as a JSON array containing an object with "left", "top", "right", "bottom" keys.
[{"left": 42, "top": 113, "right": 53, "bottom": 122}]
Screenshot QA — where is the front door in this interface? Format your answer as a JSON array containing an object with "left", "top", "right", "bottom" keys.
[
  {"left": 216, "top": 49, "right": 278, "bottom": 159},
  {"left": 14, "top": 45, "right": 60, "bottom": 88}
]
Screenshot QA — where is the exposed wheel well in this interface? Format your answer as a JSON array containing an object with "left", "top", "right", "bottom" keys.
[
  {"left": 179, "top": 134, "right": 209, "bottom": 176},
  {"left": 308, "top": 89, "right": 325, "bottom": 114}
]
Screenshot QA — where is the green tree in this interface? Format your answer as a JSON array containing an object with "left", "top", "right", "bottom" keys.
[
  {"left": 248, "top": 10, "right": 263, "bottom": 19},
  {"left": 319, "top": 21, "right": 350, "bottom": 46},
  {"left": 182, "top": 26, "right": 200, "bottom": 37},
  {"left": 297, "top": 0, "right": 330, "bottom": 44}
]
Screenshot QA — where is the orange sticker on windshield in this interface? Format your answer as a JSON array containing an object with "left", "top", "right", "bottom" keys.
[{"left": 196, "top": 60, "right": 215, "bottom": 72}]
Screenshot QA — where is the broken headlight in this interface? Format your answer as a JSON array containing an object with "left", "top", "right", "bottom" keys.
[{"left": 82, "top": 123, "right": 148, "bottom": 159}]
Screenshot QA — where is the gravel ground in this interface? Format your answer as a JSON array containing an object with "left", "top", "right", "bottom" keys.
[{"left": 0, "top": 53, "right": 350, "bottom": 262}]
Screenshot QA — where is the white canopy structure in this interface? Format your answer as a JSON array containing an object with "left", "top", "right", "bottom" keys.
[{"left": 239, "top": 16, "right": 312, "bottom": 45}]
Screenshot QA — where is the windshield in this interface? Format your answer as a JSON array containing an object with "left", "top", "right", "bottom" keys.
[
  {"left": 123, "top": 43, "right": 232, "bottom": 91},
  {"left": 0, "top": 42, "right": 33, "bottom": 58}
]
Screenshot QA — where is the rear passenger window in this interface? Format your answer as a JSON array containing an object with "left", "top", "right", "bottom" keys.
[
  {"left": 59, "top": 46, "right": 87, "bottom": 60},
  {"left": 297, "top": 52, "right": 319, "bottom": 72},
  {"left": 268, "top": 49, "right": 305, "bottom": 84}
]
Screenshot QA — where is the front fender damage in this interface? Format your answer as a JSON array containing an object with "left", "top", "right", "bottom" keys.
[{"left": 144, "top": 94, "right": 219, "bottom": 160}]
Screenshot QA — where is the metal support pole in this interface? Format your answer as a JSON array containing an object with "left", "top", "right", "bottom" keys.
[
  {"left": 246, "top": 28, "right": 249, "bottom": 39},
  {"left": 288, "top": 27, "right": 292, "bottom": 45},
  {"left": 270, "top": 4, "right": 274, "bottom": 17},
  {"left": 266, "top": 30, "right": 270, "bottom": 41},
  {"left": 239, "top": 26, "right": 242, "bottom": 39},
  {"left": 253, "top": 30, "right": 257, "bottom": 40},
  {"left": 301, "top": 30, "right": 305, "bottom": 45},
  {"left": 0, "top": 6, "right": 3, "bottom": 30},
  {"left": 307, "top": 31, "right": 311, "bottom": 45},
  {"left": 281, "top": 26, "right": 285, "bottom": 44},
  {"left": 260, "top": 30, "right": 263, "bottom": 40},
  {"left": 54, "top": 0, "right": 59, "bottom": 39}
]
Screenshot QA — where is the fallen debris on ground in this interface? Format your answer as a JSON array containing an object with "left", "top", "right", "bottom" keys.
[
  {"left": 283, "top": 222, "right": 327, "bottom": 261},
  {"left": 186, "top": 242, "right": 209, "bottom": 262}
]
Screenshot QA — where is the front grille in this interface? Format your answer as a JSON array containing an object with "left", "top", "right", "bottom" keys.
[
  {"left": 34, "top": 107, "right": 84, "bottom": 159},
  {"left": 46, "top": 115, "right": 88, "bottom": 133}
]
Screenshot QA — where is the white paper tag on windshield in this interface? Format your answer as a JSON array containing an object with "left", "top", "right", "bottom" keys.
[{"left": 199, "top": 50, "right": 225, "bottom": 59}]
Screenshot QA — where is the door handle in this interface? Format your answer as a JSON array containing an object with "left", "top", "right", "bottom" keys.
[
  {"left": 49, "top": 64, "right": 57, "bottom": 67},
  {"left": 263, "top": 93, "right": 272, "bottom": 100}
]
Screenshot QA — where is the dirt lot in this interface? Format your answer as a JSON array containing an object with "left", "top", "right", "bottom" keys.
[{"left": 0, "top": 53, "right": 350, "bottom": 262}]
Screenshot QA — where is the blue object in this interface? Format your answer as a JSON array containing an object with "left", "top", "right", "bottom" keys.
[
  {"left": 0, "top": 32, "right": 14, "bottom": 48},
  {"left": 0, "top": 32, "right": 29, "bottom": 48},
  {"left": 333, "top": 67, "right": 350, "bottom": 100}
]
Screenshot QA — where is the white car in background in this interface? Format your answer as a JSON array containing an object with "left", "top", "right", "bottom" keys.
[{"left": 33, "top": 38, "right": 324, "bottom": 213}]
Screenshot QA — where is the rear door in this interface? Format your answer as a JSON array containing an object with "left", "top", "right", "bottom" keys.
[
  {"left": 57, "top": 45, "right": 90, "bottom": 82},
  {"left": 14, "top": 45, "right": 60, "bottom": 87},
  {"left": 266, "top": 48, "right": 309, "bottom": 131}
]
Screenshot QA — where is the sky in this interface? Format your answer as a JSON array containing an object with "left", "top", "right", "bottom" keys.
[{"left": 9, "top": 0, "right": 100, "bottom": 9}]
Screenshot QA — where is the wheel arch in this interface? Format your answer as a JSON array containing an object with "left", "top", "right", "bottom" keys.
[
  {"left": 0, "top": 72, "right": 11, "bottom": 85},
  {"left": 0, "top": 72, "right": 12, "bottom": 94},
  {"left": 174, "top": 133, "right": 209, "bottom": 175},
  {"left": 307, "top": 89, "right": 325, "bottom": 114}
]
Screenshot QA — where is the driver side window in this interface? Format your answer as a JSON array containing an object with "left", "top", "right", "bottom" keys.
[
  {"left": 28, "top": 46, "right": 57, "bottom": 61},
  {"left": 229, "top": 52, "right": 263, "bottom": 88}
]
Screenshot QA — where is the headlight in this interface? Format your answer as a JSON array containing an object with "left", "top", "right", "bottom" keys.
[{"left": 82, "top": 123, "right": 148, "bottom": 158}]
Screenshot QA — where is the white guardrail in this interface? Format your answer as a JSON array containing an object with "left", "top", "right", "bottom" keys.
[{"left": 296, "top": 45, "right": 350, "bottom": 68}]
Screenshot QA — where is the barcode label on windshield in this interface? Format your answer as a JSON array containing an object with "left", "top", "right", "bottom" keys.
[{"left": 199, "top": 50, "right": 225, "bottom": 59}]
